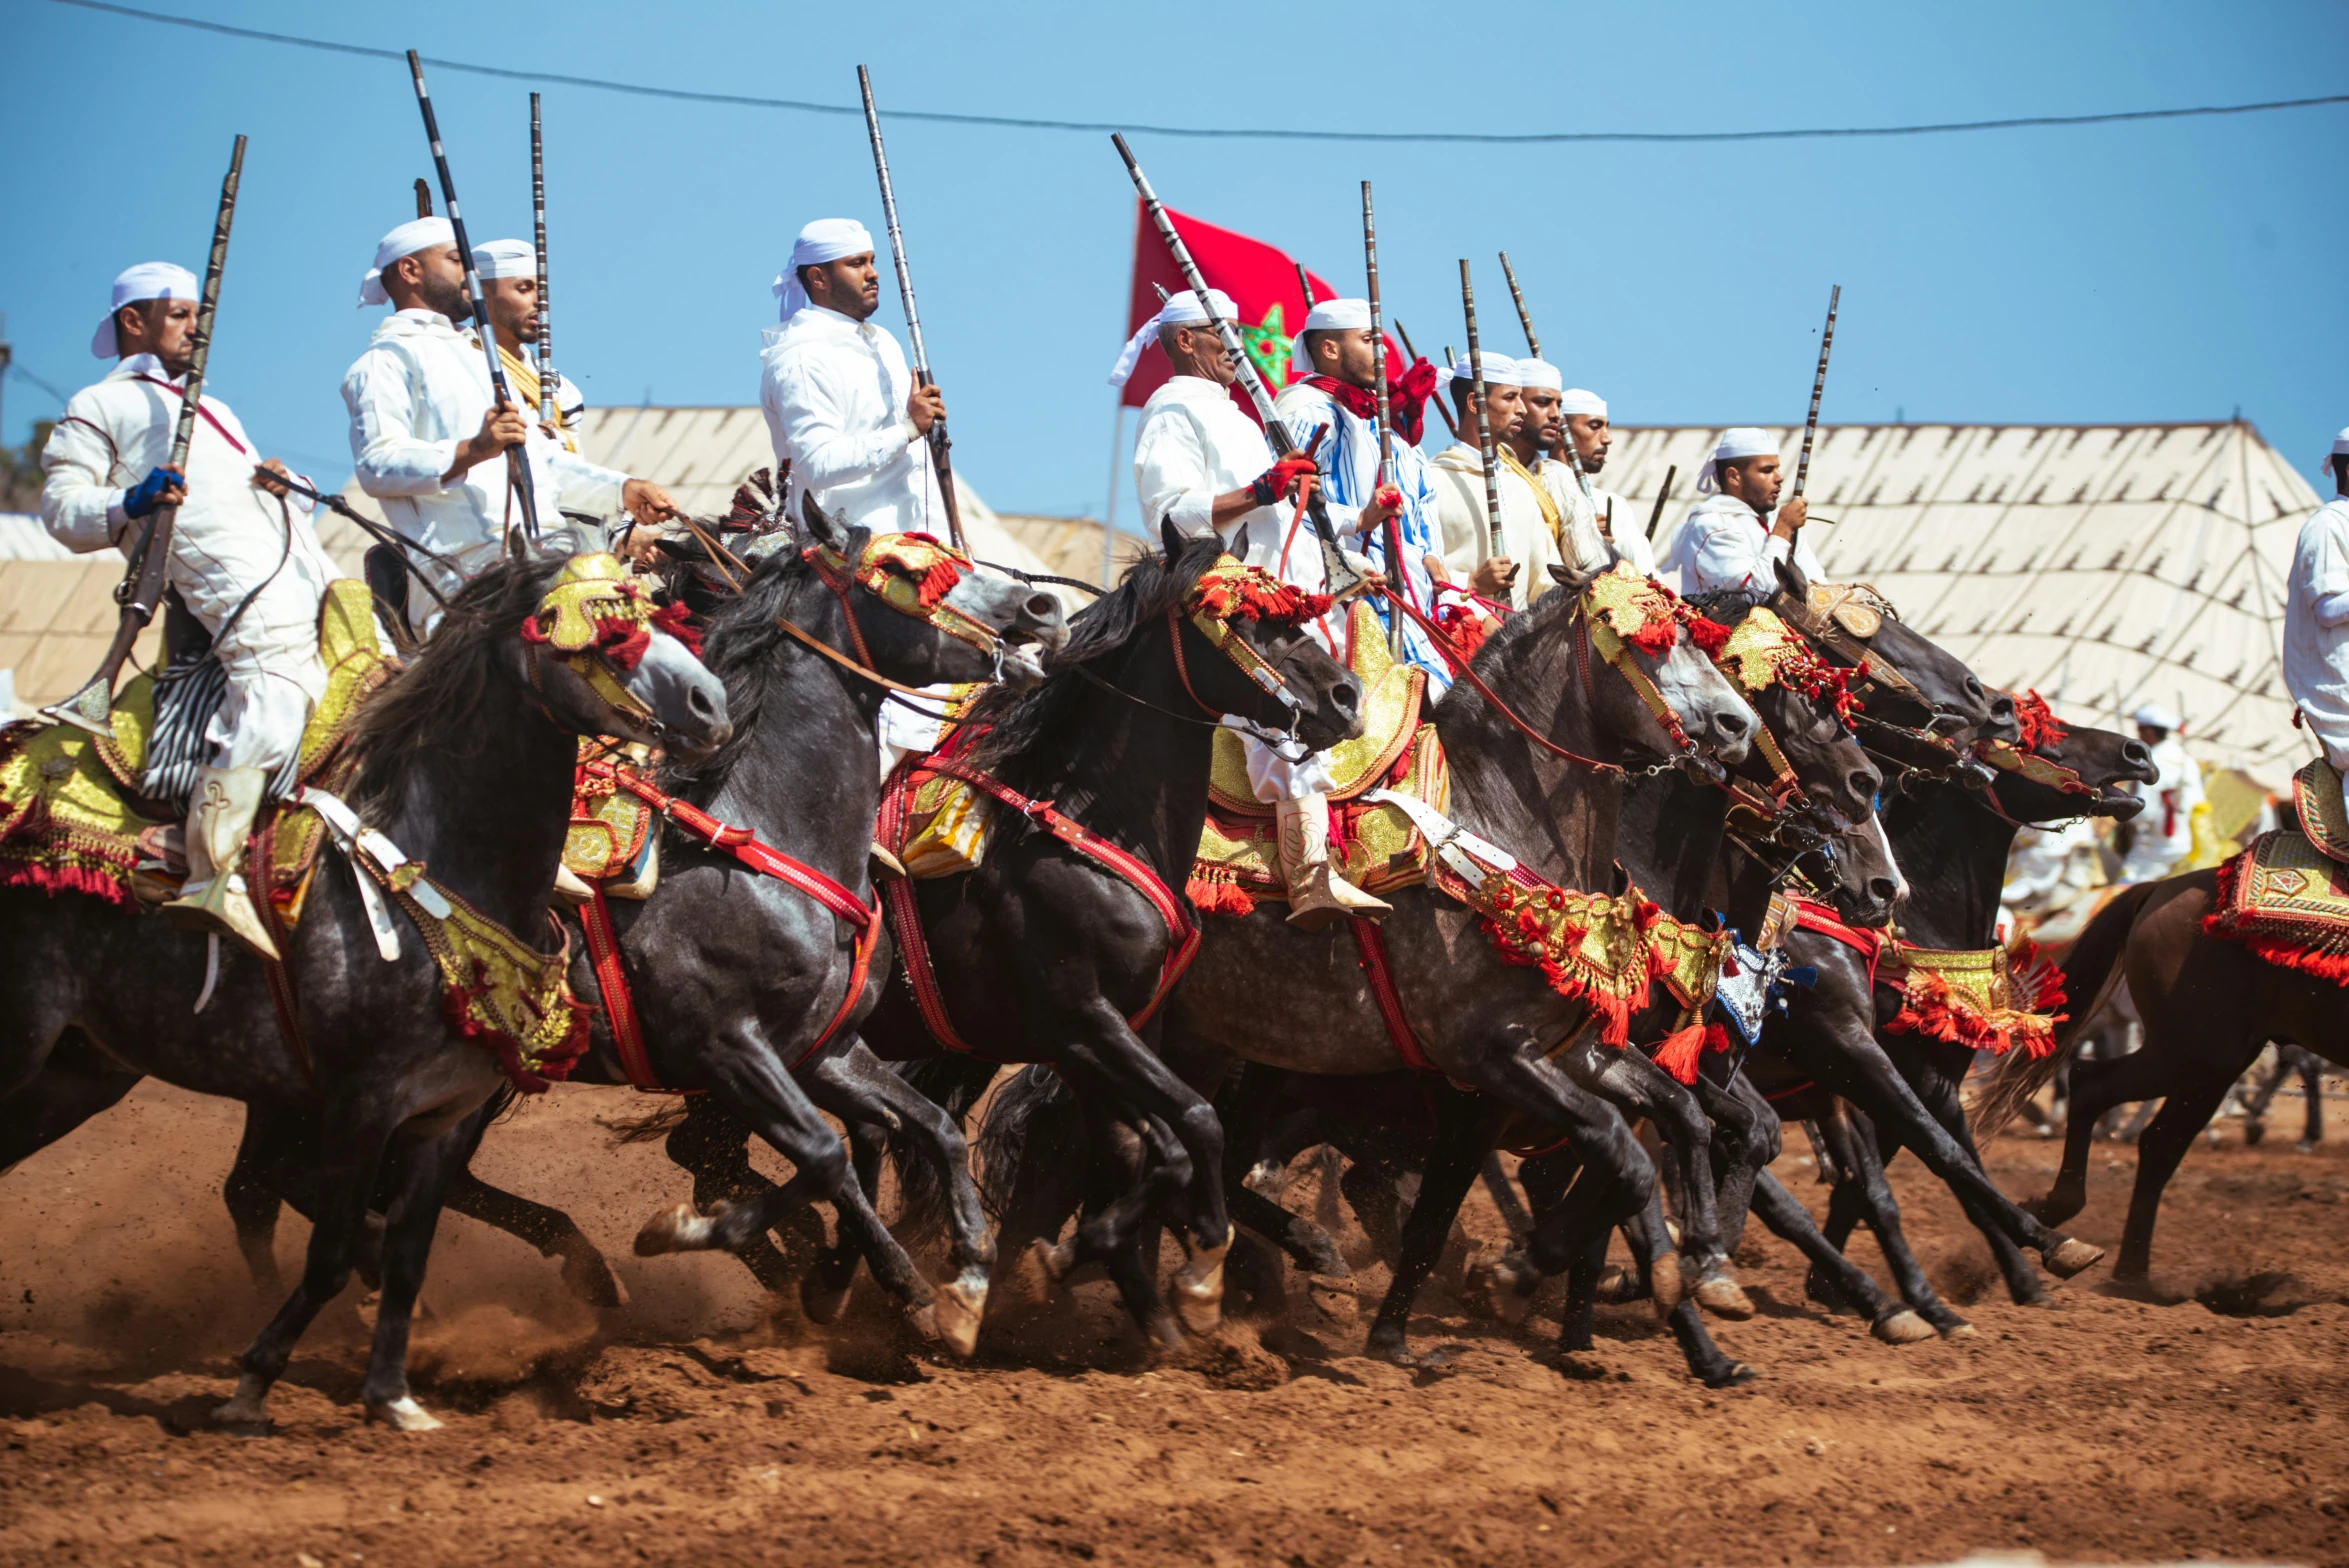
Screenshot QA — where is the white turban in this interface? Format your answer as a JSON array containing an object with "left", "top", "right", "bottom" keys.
[
  {"left": 1515, "top": 357, "right": 1565, "bottom": 392},
  {"left": 358, "top": 217, "right": 456, "bottom": 308},
  {"left": 1446, "top": 351, "right": 1522, "bottom": 388},
  {"left": 1107, "top": 288, "right": 1239, "bottom": 389},
  {"left": 1696, "top": 426, "right": 1781, "bottom": 494},
  {"left": 1287, "top": 297, "right": 1372, "bottom": 374},
  {"left": 2132, "top": 703, "right": 2181, "bottom": 733},
  {"left": 1560, "top": 388, "right": 1608, "bottom": 418},
  {"left": 2326, "top": 425, "right": 2349, "bottom": 470},
  {"left": 91, "top": 262, "right": 198, "bottom": 357},
  {"left": 471, "top": 239, "right": 538, "bottom": 280},
  {"left": 771, "top": 218, "right": 876, "bottom": 324}
]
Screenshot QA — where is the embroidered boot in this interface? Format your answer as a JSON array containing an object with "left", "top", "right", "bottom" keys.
[
  {"left": 1277, "top": 791, "right": 1391, "bottom": 931},
  {"left": 163, "top": 765, "right": 279, "bottom": 961}
]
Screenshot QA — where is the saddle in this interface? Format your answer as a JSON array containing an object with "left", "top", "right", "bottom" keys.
[
  {"left": 2204, "top": 828, "right": 2349, "bottom": 986},
  {"left": 1190, "top": 601, "right": 1449, "bottom": 913},
  {"left": 0, "top": 579, "right": 391, "bottom": 916},
  {"left": 2292, "top": 757, "right": 2349, "bottom": 867}
]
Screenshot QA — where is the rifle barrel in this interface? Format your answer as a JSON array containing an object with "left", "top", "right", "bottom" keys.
[
  {"left": 46, "top": 134, "right": 246, "bottom": 735},
  {"left": 530, "top": 93, "right": 555, "bottom": 429},
  {"left": 1363, "top": 181, "right": 1402, "bottom": 657},
  {"left": 1460, "top": 259, "right": 1500, "bottom": 562},
  {"left": 1645, "top": 463, "right": 1677, "bottom": 543},
  {"left": 1498, "top": 251, "right": 1540, "bottom": 359},
  {"left": 860, "top": 65, "right": 965, "bottom": 551},
  {"left": 1792, "top": 283, "right": 1840, "bottom": 501},
  {"left": 407, "top": 49, "right": 538, "bottom": 540}
]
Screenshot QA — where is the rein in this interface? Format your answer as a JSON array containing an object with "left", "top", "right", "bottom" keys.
[{"left": 1380, "top": 584, "right": 1624, "bottom": 775}]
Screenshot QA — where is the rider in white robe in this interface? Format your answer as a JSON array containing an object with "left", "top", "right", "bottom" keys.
[
  {"left": 1426, "top": 353, "right": 1560, "bottom": 610},
  {"left": 2283, "top": 429, "right": 2349, "bottom": 797},
  {"left": 1657, "top": 428, "right": 1824, "bottom": 602},
  {"left": 41, "top": 263, "right": 345, "bottom": 959}
]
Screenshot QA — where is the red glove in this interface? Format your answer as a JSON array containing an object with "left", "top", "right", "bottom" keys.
[{"left": 1248, "top": 454, "right": 1320, "bottom": 507}]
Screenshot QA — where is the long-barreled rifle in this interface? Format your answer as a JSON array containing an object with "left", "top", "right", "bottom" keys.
[
  {"left": 1459, "top": 260, "right": 1501, "bottom": 562},
  {"left": 1498, "top": 250, "right": 1595, "bottom": 512},
  {"left": 1362, "top": 181, "right": 1404, "bottom": 657},
  {"left": 530, "top": 93, "right": 557, "bottom": 431},
  {"left": 1111, "top": 134, "right": 1360, "bottom": 597},
  {"left": 859, "top": 66, "right": 966, "bottom": 553},
  {"left": 407, "top": 49, "right": 539, "bottom": 542},
  {"left": 1792, "top": 284, "right": 1840, "bottom": 501},
  {"left": 1645, "top": 463, "right": 1678, "bottom": 543},
  {"left": 45, "top": 134, "right": 246, "bottom": 737}
]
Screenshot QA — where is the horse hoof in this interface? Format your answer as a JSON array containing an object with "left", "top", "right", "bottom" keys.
[
  {"left": 1940, "top": 1321, "right": 1979, "bottom": 1340},
  {"left": 1705, "top": 1361, "right": 1758, "bottom": 1390},
  {"left": 933, "top": 1276, "right": 987, "bottom": 1359},
  {"left": 1693, "top": 1276, "right": 1755, "bottom": 1320},
  {"left": 367, "top": 1396, "right": 444, "bottom": 1433},
  {"left": 1648, "top": 1252, "right": 1685, "bottom": 1318},
  {"left": 1872, "top": 1310, "right": 1936, "bottom": 1346},
  {"left": 1172, "top": 1238, "right": 1230, "bottom": 1336},
  {"left": 1143, "top": 1310, "right": 1186, "bottom": 1354},
  {"left": 1306, "top": 1274, "right": 1358, "bottom": 1325},
  {"left": 210, "top": 1377, "right": 272, "bottom": 1434},
  {"left": 1365, "top": 1327, "right": 1413, "bottom": 1366},
  {"left": 2042, "top": 1237, "right": 2106, "bottom": 1278},
  {"left": 1592, "top": 1263, "right": 1645, "bottom": 1305},
  {"left": 559, "top": 1247, "right": 629, "bottom": 1310},
  {"left": 1007, "top": 1239, "right": 1071, "bottom": 1309},
  {"left": 1463, "top": 1251, "right": 1537, "bottom": 1325},
  {"left": 634, "top": 1203, "right": 717, "bottom": 1256}
]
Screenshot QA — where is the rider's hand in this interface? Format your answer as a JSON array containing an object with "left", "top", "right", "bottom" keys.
[
  {"left": 615, "top": 524, "right": 664, "bottom": 568},
  {"left": 1770, "top": 494, "right": 1808, "bottom": 541},
  {"left": 1358, "top": 482, "right": 1403, "bottom": 540},
  {"left": 1470, "top": 555, "right": 1519, "bottom": 601},
  {"left": 251, "top": 458, "right": 293, "bottom": 499},
  {"left": 123, "top": 466, "right": 186, "bottom": 519},
  {"left": 907, "top": 383, "right": 947, "bottom": 436},
  {"left": 621, "top": 478, "right": 683, "bottom": 526},
  {"left": 1248, "top": 454, "right": 1320, "bottom": 508},
  {"left": 446, "top": 399, "right": 530, "bottom": 479}
]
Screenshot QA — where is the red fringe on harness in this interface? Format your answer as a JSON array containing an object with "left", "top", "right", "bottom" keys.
[
  {"left": 2013, "top": 688, "right": 2068, "bottom": 753},
  {"left": 1686, "top": 615, "right": 1733, "bottom": 657},
  {"left": 2201, "top": 848, "right": 2349, "bottom": 987},
  {"left": 651, "top": 598, "right": 704, "bottom": 657},
  {"left": 1626, "top": 613, "right": 1679, "bottom": 658},
  {"left": 439, "top": 971, "right": 592, "bottom": 1095},
  {"left": 1185, "top": 875, "right": 1259, "bottom": 918},
  {"left": 1884, "top": 966, "right": 2064, "bottom": 1059},
  {"left": 1192, "top": 569, "right": 1333, "bottom": 626},
  {"left": 0, "top": 859, "right": 136, "bottom": 907}
]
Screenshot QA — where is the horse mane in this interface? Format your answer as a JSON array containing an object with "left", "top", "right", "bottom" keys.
[
  {"left": 955, "top": 531, "right": 1224, "bottom": 790},
  {"left": 1433, "top": 581, "right": 1584, "bottom": 718},
  {"left": 345, "top": 551, "right": 569, "bottom": 824},
  {"left": 662, "top": 530, "right": 864, "bottom": 798}
]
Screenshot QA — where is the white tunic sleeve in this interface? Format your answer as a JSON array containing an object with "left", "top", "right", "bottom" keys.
[
  {"left": 770, "top": 351, "right": 918, "bottom": 495},
  {"left": 343, "top": 343, "right": 461, "bottom": 498},
  {"left": 38, "top": 394, "right": 129, "bottom": 552},
  {"left": 1133, "top": 402, "right": 1219, "bottom": 535}
]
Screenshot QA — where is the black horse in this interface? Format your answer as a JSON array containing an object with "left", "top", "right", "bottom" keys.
[{"left": 0, "top": 549, "right": 729, "bottom": 1430}]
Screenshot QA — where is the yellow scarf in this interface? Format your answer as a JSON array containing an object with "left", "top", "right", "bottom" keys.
[
  {"left": 496, "top": 347, "right": 576, "bottom": 453},
  {"left": 1496, "top": 446, "right": 1566, "bottom": 549}
]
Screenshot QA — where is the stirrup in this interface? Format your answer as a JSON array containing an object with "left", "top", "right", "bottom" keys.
[{"left": 164, "top": 873, "right": 280, "bottom": 962}]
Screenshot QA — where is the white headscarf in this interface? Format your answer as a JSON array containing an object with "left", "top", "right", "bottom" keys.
[
  {"left": 1560, "top": 388, "right": 1607, "bottom": 418},
  {"left": 1287, "top": 297, "right": 1372, "bottom": 375},
  {"left": 771, "top": 218, "right": 876, "bottom": 324},
  {"left": 1514, "top": 357, "right": 1564, "bottom": 392},
  {"left": 1445, "top": 351, "right": 1522, "bottom": 388},
  {"left": 1107, "top": 288, "right": 1239, "bottom": 388},
  {"left": 2132, "top": 703, "right": 2181, "bottom": 733},
  {"left": 90, "top": 262, "right": 198, "bottom": 357},
  {"left": 2325, "top": 425, "right": 2349, "bottom": 472},
  {"left": 358, "top": 217, "right": 456, "bottom": 308},
  {"left": 1696, "top": 427, "right": 1780, "bottom": 494},
  {"left": 471, "top": 239, "right": 538, "bottom": 280}
]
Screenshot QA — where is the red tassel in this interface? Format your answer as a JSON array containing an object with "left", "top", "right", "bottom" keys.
[
  {"left": 1686, "top": 616, "right": 1732, "bottom": 656},
  {"left": 650, "top": 598, "right": 704, "bottom": 657},
  {"left": 1627, "top": 615, "right": 1678, "bottom": 657},
  {"left": 915, "top": 556, "right": 962, "bottom": 609},
  {"left": 1703, "top": 1020, "right": 1733, "bottom": 1056},
  {"left": 1186, "top": 876, "right": 1258, "bottom": 918},
  {"left": 1651, "top": 1022, "right": 1707, "bottom": 1085}
]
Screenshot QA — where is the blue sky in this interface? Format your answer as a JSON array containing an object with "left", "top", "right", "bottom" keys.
[{"left": 3, "top": 0, "right": 2344, "bottom": 521}]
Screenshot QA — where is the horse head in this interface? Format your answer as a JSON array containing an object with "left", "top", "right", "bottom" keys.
[
  {"left": 517, "top": 550, "right": 733, "bottom": 760},
  {"left": 1158, "top": 518, "right": 1363, "bottom": 755},
  {"left": 1769, "top": 557, "right": 2018, "bottom": 752},
  {"left": 1799, "top": 810, "right": 1906, "bottom": 930},
  {"left": 1555, "top": 561, "right": 1755, "bottom": 778},
  {"left": 1696, "top": 597, "right": 1882, "bottom": 836},
  {"left": 801, "top": 492, "right": 1070, "bottom": 691},
  {"left": 1973, "top": 689, "right": 2158, "bottom": 822}
]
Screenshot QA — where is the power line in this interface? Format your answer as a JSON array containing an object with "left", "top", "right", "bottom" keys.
[{"left": 44, "top": 0, "right": 2349, "bottom": 146}]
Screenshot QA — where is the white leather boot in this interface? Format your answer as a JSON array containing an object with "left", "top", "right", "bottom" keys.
[
  {"left": 1277, "top": 792, "right": 1392, "bottom": 930},
  {"left": 163, "top": 765, "right": 279, "bottom": 960}
]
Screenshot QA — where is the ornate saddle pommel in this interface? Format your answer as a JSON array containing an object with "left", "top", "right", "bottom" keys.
[{"left": 527, "top": 553, "right": 663, "bottom": 669}]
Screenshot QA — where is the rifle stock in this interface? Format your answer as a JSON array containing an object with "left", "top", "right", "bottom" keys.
[{"left": 44, "top": 134, "right": 246, "bottom": 737}]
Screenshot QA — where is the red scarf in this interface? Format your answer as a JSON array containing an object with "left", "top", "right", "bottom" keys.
[{"left": 1304, "top": 357, "right": 1439, "bottom": 445}]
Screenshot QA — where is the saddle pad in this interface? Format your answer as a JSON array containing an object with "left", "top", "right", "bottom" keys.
[
  {"left": 1190, "top": 721, "right": 1449, "bottom": 912},
  {"left": 2293, "top": 758, "right": 2349, "bottom": 867},
  {"left": 1207, "top": 599, "right": 1424, "bottom": 815},
  {"left": 2204, "top": 829, "right": 2349, "bottom": 985},
  {"left": 882, "top": 765, "right": 1000, "bottom": 880}
]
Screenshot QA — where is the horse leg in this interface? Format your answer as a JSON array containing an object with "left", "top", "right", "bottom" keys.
[
  {"left": 1555, "top": 1035, "right": 1725, "bottom": 1312},
  {"left": 658, "top": 1096, "right": 812, "bottom": 1295},
  {"left": 2114, "top": 1061, "right": 2242, "bottom": 1283},
  {"left": 1834, "top": 1103, "right": 1971, "bottom": 1335},
  {"left": 1895, "top": 1055, "right": 2076, "bottom": 1305},
  {"left": 1363, "top": 1090, "right": 1488, "bottom": 1364},
  {"left": 2297, "top": 1048, "right": 2324, "bottom": 1149},
  {"left": 442, "top": 1169, "right": 627, "bottom": 1309},
  {"left": 223, "top": 1111, "right": 288, "bottom": 1300},
  {"left": 214, "top": 1099, "right": 396, "bottom": 1430},
  {"left": 356, "top": 1102, "right": 502, "bottom": 1430},
  {"left": 2239, "top": 1047, "right": 2285, "bottom": 1146},
  {"left": 1746, "top": 1170, "right": 1932, "bottom": 1343},
  {"left": 1695, "top": 1068, "right": 1771, "bottom": 1264},
  {"left": 0, "top": 1031, "right": 140, "bottom": 1177}
]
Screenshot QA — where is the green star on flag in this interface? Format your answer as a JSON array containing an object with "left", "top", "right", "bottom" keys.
[{"left": 1241, "top": 303, "right": 1294, "bottom": 388}]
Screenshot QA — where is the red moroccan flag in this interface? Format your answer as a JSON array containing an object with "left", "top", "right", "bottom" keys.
[{"left": 1119, "top": 202, "right": 1340, "bottom": 413}]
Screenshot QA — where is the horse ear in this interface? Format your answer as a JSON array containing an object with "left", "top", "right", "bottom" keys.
[
  {"left": 801, "top": 489, "right": 848, "bottom": 551},
  {"left": 1774, "top": 551, "right": 1810, "bottom": 602},
  {"left": 1548, "top": 561, "right": 1601, "bottom": 595},
  {"left": 1160, "top": 514, "right": 1192, "bottom": 562}
]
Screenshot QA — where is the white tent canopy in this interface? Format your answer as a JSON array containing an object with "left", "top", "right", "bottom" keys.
[{"left": 1601, "top": 421, "right": 2321, "bottom": 782}]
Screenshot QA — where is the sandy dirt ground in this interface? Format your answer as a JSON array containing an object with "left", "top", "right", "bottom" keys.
[{"left": 1, "top": 1077, "right": 2345, "bottom": 1568}]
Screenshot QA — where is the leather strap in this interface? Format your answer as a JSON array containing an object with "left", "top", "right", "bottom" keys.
[
  {"left": 1349, "top": 916, "right": 1439, "bottom": 1075},
  {"left": 132, "top": 373, "right": 249, "bottom": 456},
  {"left": 247, "top": 816, "right": 314, "bottom": 1090},
  {"left": 1787, "top": 894, "right": 1883, "bottom": 984},
  {"left": 581, "top": 886, "right": 668, "bottom": 1092}
]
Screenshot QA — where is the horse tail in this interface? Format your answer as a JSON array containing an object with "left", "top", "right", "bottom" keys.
[
  {"left": 1970, "top": 880, "right": 2158, "bottom": 1141},
  {"left": 888, "top": 1055, "right": 1004, "bottom": 1244},
  {"left": 972, "top": 1064, "right": 1078, "bottom": 1221}
]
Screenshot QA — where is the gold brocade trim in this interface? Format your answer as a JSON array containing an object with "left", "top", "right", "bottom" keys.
[
  {"left": 1714, "top": 606, "right": 1806, "bottom": 693},
  {"left": 1583, "top": 560, "right": 1680, "bottom": 647},
  {"left": 1193, "top": 721, "right": 1450, "bottom": 901},
  {"left": 1428, "top": 860, "right": 1660, "bottom": 1047},
  {"left": 1881, "top": 942, "right": 2062, "bottom": 1056},
  {"left": 386, "top": 876, "right": 590, "bottom": 1091},
  {"left": 1209, "top": 601, "right": 1421, "bottom": 813},
  {"left": 2294, "top": 758, "right": 2349, "bottom": 868},
  {"left": 1647, "top": 910, "right": 1731, "bottom": 1012}
]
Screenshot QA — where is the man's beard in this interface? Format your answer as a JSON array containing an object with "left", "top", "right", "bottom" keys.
[
  {"left": 421, "top": 274, "right": 472, "bottom": 323},
  {"left": 1580, "top": 450, "right": 1608, "bottom": 475}
]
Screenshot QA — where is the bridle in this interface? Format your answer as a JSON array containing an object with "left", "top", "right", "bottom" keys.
[
  {"left": 802, "top": 531, "right": 1019, "bottom": 690},
  {"left": 1158, "top": 557, "right": 1336, "bottom": 759},
  {"left": 520, "top": 552, "right": 696, "bottom": 744}
]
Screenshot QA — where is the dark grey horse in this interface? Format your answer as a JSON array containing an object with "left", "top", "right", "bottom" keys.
[{"left": 0, "top": 549, "right": 730, "bottom": 1431}]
